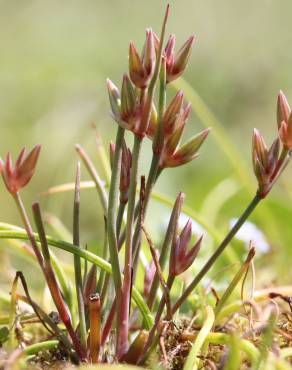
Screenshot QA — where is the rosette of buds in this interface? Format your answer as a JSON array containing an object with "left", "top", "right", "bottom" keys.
[
  {"left": 147, "top": 90, "right": 210, "bottom": 167},
  {"left": 0, "top": 145, "right": 41, "bottom": 194},
  {"left": 252, "top": 91, "right": 292, "bottom": 198},
  {"left": 169, "top": 219, "right": 203, "bottom": 276}
]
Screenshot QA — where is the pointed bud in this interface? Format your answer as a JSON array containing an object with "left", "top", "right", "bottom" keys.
[
  {"left": 121, "top": 74, "right": 136, "bottom": 121},
  {"left": 152, "top": 31, "right": 160, "bottom": 56},
  {"left": 107, "top": 79, "right": 121, "bottom": 122},
  {"left": 143, "top": 29, "right": 156, "bottom": 77},
  {"left": 129, "top": 42, "right": 147, "bottom": 88},
  {"left": 1, "top": 145, "right": 41, "bottom": 194},
  {"left": 165, "top": 123, "right": 185, "bottom": 156},
  {"left": 165, "top": 128, "right": 210, "bottom": 168},
  {"left": 170, "top": 219, "right": 203, "bottom": 276},
  {"left": 163, "top": 91, "right": 184, "bottom": 135},
  {"left": 279, "top": 120, "right": 292, "bottom": 149},
  {"left": 252, "top": 129, "right": 268, "bottom": 168},
  {"left": 267, "top": 138, "right": 280, "bottom": 174},
  {"left": 164, "top": 34, "right": 175, "bottom": 70},
  {"left": 252, "top": 128, "right": 280, "bottom": 196},
  {"left": 167, "top": 36, "right": 195, "bottom": 83},
  {"left": 146, "top": 103, "right": 158, "bottom": 138},
  {"left": 277, "top": 91, "right": 291, "bottom": 128}
]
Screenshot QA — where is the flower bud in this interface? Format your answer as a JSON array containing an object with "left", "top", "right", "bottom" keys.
[
  {"left": 0, "top": 145, "right": 41, "bottom": 194},
  {"left": 163, "top": 90, "right": 184, "bottom": 135},
  {"left": 252, "top": 129, "right": 280, "bottom": 196},
  {"left": 279, "top": 120, "right": 292, "bottom": 150},
  {"left": 163, "top": 128, "right": 210, "bottom": 168},
  {"left": 170, "top": 219, "right": 203, "bottom": 276},
  {"left": 143, "top": 28, "right": 156, "bottom": 77},
  {"left": 129, "top": 29, "right": 155, "bottom": 88},
  {"left": 277, "top": 90, "right": 291, "bottom": 129},
  {"left": 164, "top": 35, "right": 195, "bottom": 83},
  {"left": 121, "top": 74, "right": 136, "bottom": 121},
  {"left": 107, "top": 79, "right": 121, "bottom": 122}
]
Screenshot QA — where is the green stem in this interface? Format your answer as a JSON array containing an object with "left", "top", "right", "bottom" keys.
[
  {"left": 106, "top": 126, "right": 124, "bottom": 346},
  {"left": 140, "top": 274, "right": 175, "bottom": 364},
  {"left": 132, "top": 59, "right": 166, "bottom": 274},
  {"left": 118, "top": 135, "right": 142, "bottom": 358},
  {"left": 75, "top": 144, "right": 108, "bottom": 215},
  {"left": 73, "top": 162, "right": 87, "bottom": 351},
  {"left": 32, "top": 203, "right": 86, "bottom": 360},
  {"left": 13, "top": 192, "right": 44, "bottom": 268},
  {"left": 107, "top": 126, "right": 124, "bottom": 292},
  {"left": 147, "top": 192, "right": 183, "bottom": 310},
  {"left": 172, "top": 193, "right": 261, "bottom": 314}
]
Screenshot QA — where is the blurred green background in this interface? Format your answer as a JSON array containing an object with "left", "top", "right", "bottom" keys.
[{"left": 1, "top": 0, "right": 292, "bottom": 292}]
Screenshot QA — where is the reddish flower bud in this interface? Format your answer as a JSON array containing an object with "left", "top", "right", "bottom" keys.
[
  {"left": 277, "top": 90, "right": 291, "bottom": 129},
  {"left": 252, "top": 129, "right": 280, "bottom": 196},
  {"left": 162, "top": 128, "right": 210, "bottom": 168},
  {"left": 129, "top": 29, "right": 156, "bottom": 88},
  {"left": 164, "top": 35, "right": 195, "bottom": 83},
  {"left": 107, "top": 79, "right": 121, "bottom": 122},
  {"left": 121, "top": 74, "right": 136, "bottom": 122},
  {"left": 170, "top": 219, "right": 203, "bottom": 276},
  {"left": 146, "top": 103, "right": 158, "bottom": 138},
  {"left": 0, "top": 145, "right": 41, "bottom": 194},
  {"left": 279, "top": 120, "right": 292, "bottom": 150},
  {"left": 143, "top": 29, "right": 156, "bottom": 77},
  {"left": 163, "top": 90, "right": 184, "bottom": 135}
]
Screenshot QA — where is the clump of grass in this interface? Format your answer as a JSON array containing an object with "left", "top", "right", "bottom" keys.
[{"left": 1, "top": 4, "right": 292, "bottom": 369}]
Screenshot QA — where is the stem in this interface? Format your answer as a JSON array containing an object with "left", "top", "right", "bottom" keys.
[
  {"left": 172, "top": 193, "right": 261, "bottom": 314},
  {"left": 89, "top": 294, "right": 101, "bottom": 363},
  {"left": 107, "top": 126, "right": 124, "bottom": 293},
  {"left": 106, "top": 126, "right": 124, "bottom": 349},
  {"left": 147, "top": 192, "right": 183, "bottom": 310},
  {"left": 73, "top": 162, "right": 87, "bottom": 351},
  {"left": 116, "top": 200, "right": 126, "bottom": 238},
  {"left": 13, "top": 192, "right": 44, "bottom": 268},
  {"left": 270, "top": 148, "right": 288, "bottom": 183},
  {"left": 118, "top": 135, "right": 142, "bottom": 358},
  {"left": 32, "top": 202, "right": 86, "bottom": 360},
  {"left": 75, "top": 144, "right": 108, "bottom": 215},
  {"left": 132, "top": 59, "right": 166, "bottom": 274},
  {"left": 140, "top": 274, "right": 175, "bottom": 363},
  {"left": 101, "top": 297, "right": 116, "bottom": 347}
]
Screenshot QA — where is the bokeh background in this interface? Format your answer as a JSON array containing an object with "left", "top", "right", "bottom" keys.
[{"left": 1, "top": 0, "right": 292, "bottom": 294}]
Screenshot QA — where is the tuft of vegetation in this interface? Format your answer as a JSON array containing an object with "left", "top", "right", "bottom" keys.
[{"left": 1, "top": 5, "right": 292, "bottom": 369}]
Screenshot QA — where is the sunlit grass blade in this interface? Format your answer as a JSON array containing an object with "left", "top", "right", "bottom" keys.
[{"left": 183, "top": 306, "right": 215, "bottom": 370}]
